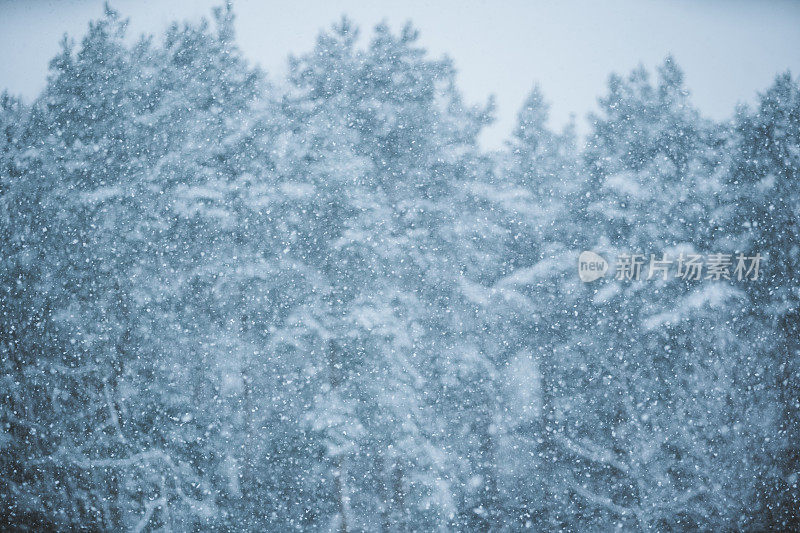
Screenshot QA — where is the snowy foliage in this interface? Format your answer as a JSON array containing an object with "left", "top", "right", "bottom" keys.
[{"left": 1, "top": 5, "right": 799, "bottom": 531}]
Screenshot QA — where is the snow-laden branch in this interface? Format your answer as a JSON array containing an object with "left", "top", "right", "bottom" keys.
[
  {"left": 103, "top": 379, "right": 129, "bottom": 446},
  {"left": 132, "top": 493, "right": 166, "bottom": 533},
  {"left": 569, "top": 480, "right": 636, "bottom": 518},
  {"left": 551, "top": 432, "right": 631, "bottom": 475},
  {"left": 31, "top": 448, "right": 176, "bottom": 469}
]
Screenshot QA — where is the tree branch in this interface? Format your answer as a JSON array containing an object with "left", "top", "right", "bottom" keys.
[{"left": 551, "top": 432, "right": 631, "bottom": 475}]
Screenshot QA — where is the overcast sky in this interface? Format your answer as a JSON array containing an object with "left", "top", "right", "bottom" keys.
[{"left": 1, "top": 0, "right": 799, "bottom": 149}]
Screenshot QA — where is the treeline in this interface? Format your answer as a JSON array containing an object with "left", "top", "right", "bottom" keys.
[{"left": 1, "top": 5, "right": 798, "bottom": 531}]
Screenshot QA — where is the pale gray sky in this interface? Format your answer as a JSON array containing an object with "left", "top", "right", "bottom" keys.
[{"left": 1, "top": 0, "right": 799, "bottom": 149}]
